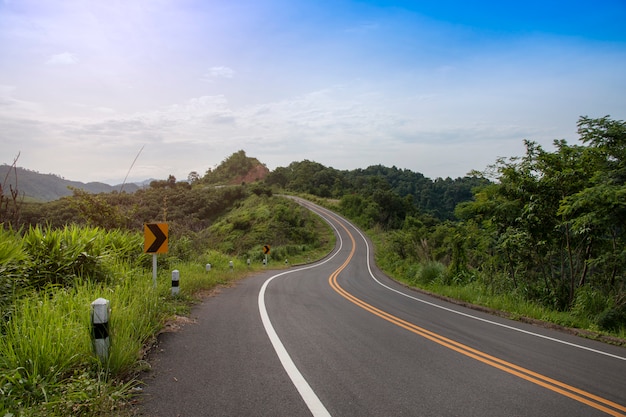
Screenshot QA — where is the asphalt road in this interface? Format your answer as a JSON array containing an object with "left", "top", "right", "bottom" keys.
[{"left": 138, "top": 198, "right": 626, "bottom": 417}]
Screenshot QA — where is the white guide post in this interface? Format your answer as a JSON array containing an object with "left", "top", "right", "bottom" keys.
[{"left": 91, "top": 298, "right": 110, "bottom": 361}]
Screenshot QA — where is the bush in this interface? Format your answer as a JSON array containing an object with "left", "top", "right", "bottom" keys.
[
  {"left": 21, "top": 225, "right": 143, "bottom": 289},
  {"left": 416, "top": 261, "right": 446, "bottom": 285},
  {"left": 597, "top": 304, "right": 626, "bottom": 332},
  {"left": 571, "top": 285, "right": 611, "bottom": 320},
  {"left": 0, "top": 228, "right": 30, "bottom": 322},
  {"left": 271, "top": 245, "right": 307, "bottom": 263}
]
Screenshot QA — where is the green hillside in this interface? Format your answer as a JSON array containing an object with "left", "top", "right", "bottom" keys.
[{"left": 0, "top": 165, "right": 139, "bottom": 202}]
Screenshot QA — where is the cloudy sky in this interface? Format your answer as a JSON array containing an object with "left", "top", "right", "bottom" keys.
[{"left": 1, "top": 0, "right": 625, "bottom": 184}]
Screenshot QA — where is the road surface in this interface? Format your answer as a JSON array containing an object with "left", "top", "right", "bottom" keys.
[{"left": 139, "top": 198, "right": 626, "bottom": 416}]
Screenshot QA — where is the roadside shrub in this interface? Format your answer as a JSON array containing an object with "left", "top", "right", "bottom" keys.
[
  {"left": 169, "top": 235, "right": 194, "bottom": 262},
  {"left": 271, "top": 245, "right": 307, "bottom": 262},
  {"left": 571, "top": 285, "right": 610, "bottom": 320},
  {"left": 202, "top": 250, "right": 234, "bottom": 270},
  {"left": 597, "top": 306, "right": 626, "bottom": 332},
  {"left": 596, "top": 294, "right": 626, "bottom": 332},
  {"left": 21, "top": 225, "right": 143, "bottom": 288},
  {"left": 0, "top": 228, "right": 30, "bottom": 323},
  {"left": 416, "top": 261, "right": 446, "bottom": 285}
]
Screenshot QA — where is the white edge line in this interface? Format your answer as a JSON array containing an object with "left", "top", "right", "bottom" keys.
[
  {"left": 257, "top": 211, "right": 342, "bottom": 417},
  {"left": 303, "top": 199, "right": 626, "bottom": 362},
  {"left": 358, "top": 218, "right": 626, "bottom": 362}
]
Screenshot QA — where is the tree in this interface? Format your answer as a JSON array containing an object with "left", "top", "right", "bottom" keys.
[
  {"left": 68, "top": 188, "right": 133, "bottom": 229},
  {"left": 188, "top": 171, "right": 200, "bottom": 183},
  {"left": 559, "top": 116, "right": 626, "bottom": 290},
  {"left": 455, "top": 116, "right": 626, "bottom": 314}
]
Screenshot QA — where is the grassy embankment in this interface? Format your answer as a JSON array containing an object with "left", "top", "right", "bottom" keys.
[
  {"left": 307, "top": 197, "right": 626, "bottom": 344},
  {"left": 369, "top": 226, "right": 626, "bottom": 344},
  {"left": 0, "top": 194, "right": 335, "bottom": 416}
]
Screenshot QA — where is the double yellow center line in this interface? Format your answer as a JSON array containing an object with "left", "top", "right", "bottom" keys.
[{"left": 327, "top": 216, "right": 626, "bottom": 416}]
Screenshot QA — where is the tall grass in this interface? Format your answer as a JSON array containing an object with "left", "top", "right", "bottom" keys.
[
  {"left": 0, "top": 273, "right": 165, "bottom": 415},
  {"left": 0, "top": 213, "right": 336, "bottom": 416},
  {"left": 97, "top": 271, "right": 164, "bottom": 375},
  {"left": 0, "top": 226, "right": 159, "bottom": 415},
  {"left": 0, "top": 288, "right": 92, "bottom": 376},
  {"left": 0, "top": 227, "right": 29, "bottom": 322},
  {"left": 21, "top": 225, "right": 144, "bottom": 289},
  {"left": 1, "top": 285, "right": 95, "bottom": 414}
]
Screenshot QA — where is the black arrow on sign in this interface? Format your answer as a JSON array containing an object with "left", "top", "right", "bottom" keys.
[{"left": 146, "top": 223, "right": 167, "bottom": 253}]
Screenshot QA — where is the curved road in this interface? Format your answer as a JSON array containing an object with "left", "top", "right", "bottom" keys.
[{"left": 140, "top": 198, "right": 626, "bottom": 416}]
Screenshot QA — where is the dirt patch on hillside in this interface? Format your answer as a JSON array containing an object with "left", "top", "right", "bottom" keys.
[{"left": 230, "top": 164, "right": 270, "bottom": 185}]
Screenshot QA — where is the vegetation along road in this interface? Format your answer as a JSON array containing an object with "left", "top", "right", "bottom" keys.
[
  {"left": 139, "top": 198, "right": 626, "bottom": 416},
  {"left": 3, "top": 116, "right": 625, "bottom": 415}
]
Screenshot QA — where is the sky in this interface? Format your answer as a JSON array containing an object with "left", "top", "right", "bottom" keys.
[{"left": 1, "top": 0, "right": 625, "bottom": 184}]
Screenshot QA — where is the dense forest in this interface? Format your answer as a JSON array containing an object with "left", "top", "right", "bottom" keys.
[
  {"left": 272, "top": 116, "right": 626, "bottom": 333},
  {"left": 266, "top": 160, "right": 488, "bottom": 223}
]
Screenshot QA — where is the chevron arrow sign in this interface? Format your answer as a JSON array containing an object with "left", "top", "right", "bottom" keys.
[{"left": 144, "top": 223, "right": 168, "bottom": 254}]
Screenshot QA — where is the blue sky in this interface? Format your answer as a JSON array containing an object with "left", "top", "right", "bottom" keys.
[{"left": 1, "top": 0, "right": 625, "bottom": 184}]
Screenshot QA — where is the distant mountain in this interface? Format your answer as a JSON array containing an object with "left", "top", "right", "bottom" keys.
[{"left": 0, "top": 165, "right": 141, "bottom": 202}]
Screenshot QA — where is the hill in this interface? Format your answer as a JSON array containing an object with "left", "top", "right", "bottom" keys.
[
  {"left": 0, "top": 165, "right": 140, "bottom": 202},
  {"left": 201, "top": 150, "right": 269, "bottom": 185},
  {"left": 3, "top": 149, "right": 480, "bottom": 221},
  {"left": 1, "top": 150, "right": 269, "bottom": 202}
]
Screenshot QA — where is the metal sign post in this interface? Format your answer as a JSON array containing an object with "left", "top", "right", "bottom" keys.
[{"left": 152, "top": 254, "right": 157, "bottom": 287}]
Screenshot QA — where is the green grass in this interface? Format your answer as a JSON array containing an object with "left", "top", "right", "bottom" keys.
[
  {"left": 0, "top": 274, "right": 161, "bottom": 415},
  {"left": 0, "top": 207, "right": 336, "bottom": 416},
  {"left": 382, "top": 262, "right": 626, "bottom": 342},
  {"left": 0, "top": 262, "right": 255, "bottom": 416},
  {"left": 368, "top": 227, "right": 626, "bottom": 344}
]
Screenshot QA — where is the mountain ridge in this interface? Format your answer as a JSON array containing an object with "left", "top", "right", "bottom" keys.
[{"left": 0, "top": 165, "right": 142, "bottom": 202}]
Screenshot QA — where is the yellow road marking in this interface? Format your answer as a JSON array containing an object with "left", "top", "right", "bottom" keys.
[{"left": 327, "top": 215, "right": 626, "bottom": 417}]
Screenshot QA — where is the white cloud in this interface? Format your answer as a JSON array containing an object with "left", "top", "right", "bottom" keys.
[
  {"left": 202, "top": 66, "right": 235, "bottom": 81},
  {"left": 46, "top": 52, "right": 79, "bottom": 65},
  {"left": 0, "top": 85, "right": 44, "bottom": 117},
  {"left": 1, "top": 1, "right": 624, "bottom": 184},
  {"left": 94, "top": 107, "right": 117, "bottom": 114},
  {"left": 0, "top": 84, "right": 16, "bottom": 98}
]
